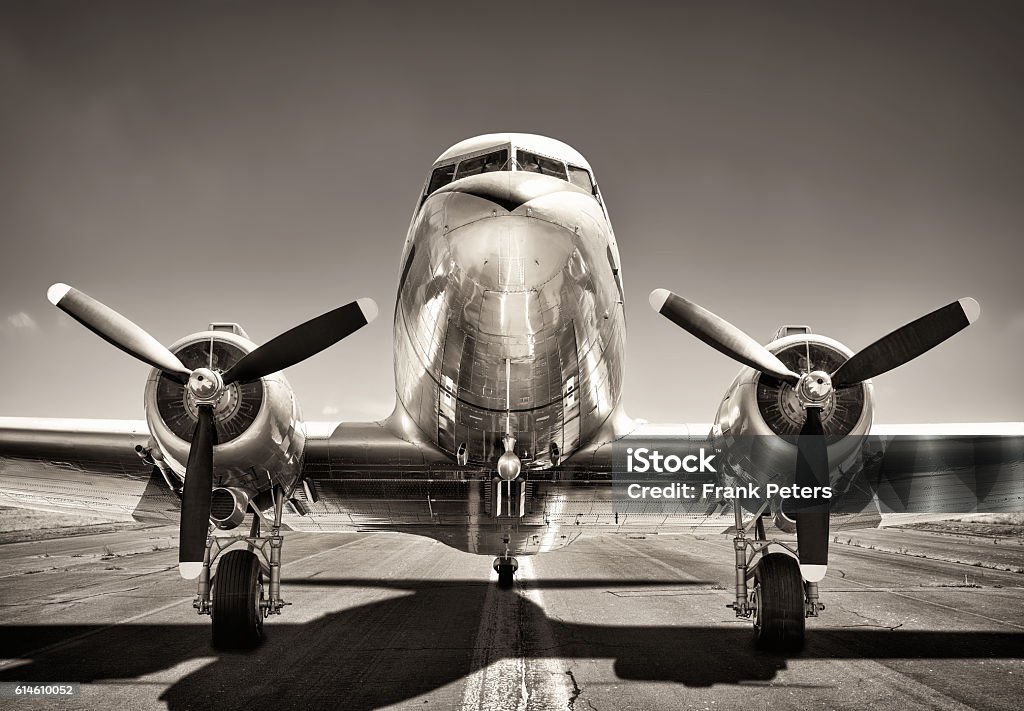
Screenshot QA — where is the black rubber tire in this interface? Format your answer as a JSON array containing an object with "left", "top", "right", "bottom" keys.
[
  {"left": 752, "top": 553, "right": 805, "bottom": 652},
  {"left": 212, "top": 550, "right": 264, "bottom": 649},
  {"left": 497, "top": 564, "right": 515, "bottom": 589}
]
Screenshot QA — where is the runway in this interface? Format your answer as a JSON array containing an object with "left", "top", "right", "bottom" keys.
[{"left": 1, "top": 525, "right": 1022, "bottom": 710}]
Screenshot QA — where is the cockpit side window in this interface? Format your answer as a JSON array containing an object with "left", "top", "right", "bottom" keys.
[
  {"left": 567, "top": 165, "right": 594, "bottom": 194},
  {"left": 427, "top": 164, "right": 456, "bottom": 196},
  {"left": 516, "top": 150, "right": 568, "bottom": 181},
  {"left": 454, "top": 149, "right": 509, "bottom": 180}
]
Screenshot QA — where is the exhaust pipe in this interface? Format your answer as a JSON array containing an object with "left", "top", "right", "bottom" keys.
[
  {"left": 772, "top": 503, "right": 797, "bottom": 534},
  {"left": 210, "top": 487, "right": 251, "bottom": 530}
]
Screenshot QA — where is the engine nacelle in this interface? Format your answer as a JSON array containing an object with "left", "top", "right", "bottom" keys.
[
  {"left": 143, "top": 330, "right": 306, "bottom": 497},
  {"left": 714, "top": 333, "right": 874, "bottom": 489}
]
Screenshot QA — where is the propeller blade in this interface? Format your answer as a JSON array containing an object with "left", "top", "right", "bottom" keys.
[
  {"left": 47, "top": 283, "right": 191, "bottom": 381},
  {"left": 794, "top": 407, "right": 829, "bottom": 582},
  {"left": 648, "top": 289, "right": 800, "bottom": 384},
  {"left": 179, "top": 404, "right": 216, "bottom": 579},
  {"left": 831, "top": 297, "right": 980, "bottom": 388},
  {"left": 221, "top": 298, "right": 378, "bottom": 385}
]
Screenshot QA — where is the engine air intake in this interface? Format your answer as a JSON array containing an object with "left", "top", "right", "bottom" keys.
[
  {"left": 755, "top": 342, "right": 865, "bottom": 438},
  {"left": 155, "top": 340, "right": 265, "bottom": 444}
]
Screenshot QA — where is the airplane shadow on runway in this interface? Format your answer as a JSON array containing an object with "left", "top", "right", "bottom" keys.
[{"left": 2, "top": 577, "right": 1022, "bottom": 710}]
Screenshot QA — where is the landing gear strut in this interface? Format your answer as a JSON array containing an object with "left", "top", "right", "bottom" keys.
[
  {"left": 726, "top": 499, "right": 823, "bottom": 651},
  {"left": 194, "top": 486, "right": 290, "bottom": 648}
]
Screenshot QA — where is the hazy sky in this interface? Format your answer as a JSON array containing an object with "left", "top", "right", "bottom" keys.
[{"left": 1, "top": 1, "right": 1022, "bottom": 425}]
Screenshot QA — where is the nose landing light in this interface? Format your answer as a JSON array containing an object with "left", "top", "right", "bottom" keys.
[{"left": 497, "top": 451, "right": 521, "bottom": 481}]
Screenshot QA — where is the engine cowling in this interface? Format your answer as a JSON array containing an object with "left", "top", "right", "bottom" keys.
[
  {"left": 143, "top": 330, "right": 306, "bottom": 495},
  {"left": 714, "top": 333, "right": 874, "bottom": 487}
]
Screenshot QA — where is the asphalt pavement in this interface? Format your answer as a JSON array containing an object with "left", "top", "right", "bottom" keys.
[{"left": 1, "top": 524, "right": 1022, "bottom": 710}]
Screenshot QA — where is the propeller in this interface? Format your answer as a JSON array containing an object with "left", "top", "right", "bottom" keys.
[
  {"left": 648, "top": 290, "right": 800, "bottom": 384},
  {"left": 649, "top": 288, "right": 980, "bottom": 579},
  {"left": 793, "top": 405, "right": 829, "bottom": 581},
  {"left": 179, "top": 404, "right": 216, "bottom": 579},
  {"left": 648, "top": 289, "right": 978, "bottom": 392},
  {"left": 48, "top": 283, "right": 378, "bottom": 578},
  {"left": 46, "top": 284, "right": 192, "bottom": 382},
  {"left": 830, "top": 298, "right": 979, "bottom": 387}
]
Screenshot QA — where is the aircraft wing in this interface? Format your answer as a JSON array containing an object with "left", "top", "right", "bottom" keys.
[
  {"left": 0, "top": 414, "right": 466, "bottom": 530},
  {"left": 290, "top": 418, "right": 742, "bottom": 538},
  {"left": 0, "top": 414, "right": 449, "bottom": 523},
  {"left": 851, "top": 422, "right": 1024, "bottom": 527},
  {"left": 2, "top": 415, "right": 1020, "bottom": 539},
  {"left": 507, "top": 419, "right": 1024, "bottom": 536},
  {"left": 0, "top": 417, "right": 180, "bottom": 523},
  {"left": 285, "top": 418, "right": 488, "bottom": 534}
]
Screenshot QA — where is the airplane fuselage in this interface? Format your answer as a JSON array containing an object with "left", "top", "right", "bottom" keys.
[{"left": 392, "top": 134, "right": 627, "bottom": 470}]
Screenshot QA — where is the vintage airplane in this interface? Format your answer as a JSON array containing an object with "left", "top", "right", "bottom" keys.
[{"left": 1, "top": 133, "right": 1021, "bottom": 651}]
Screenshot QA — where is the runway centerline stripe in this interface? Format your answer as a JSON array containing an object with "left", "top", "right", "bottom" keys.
[{"left": 460, "top": 557, "right": 571, "bottom": 711}]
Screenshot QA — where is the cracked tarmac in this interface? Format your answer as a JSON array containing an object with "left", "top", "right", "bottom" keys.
[{"left": 0, "top": 525, "right": 1022, "bottom": 710}]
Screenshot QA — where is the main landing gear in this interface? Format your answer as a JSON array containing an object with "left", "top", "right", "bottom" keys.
[
  {"left": 193, "top": 486, "right": 290, "bottom": 648},
  {"left": 726, "top": 500, "right": 824, "bottom": 652}
]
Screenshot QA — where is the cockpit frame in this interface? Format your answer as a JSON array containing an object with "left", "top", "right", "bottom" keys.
[{"left": 420, "top": 138, "right": 599, "bottom": 204}]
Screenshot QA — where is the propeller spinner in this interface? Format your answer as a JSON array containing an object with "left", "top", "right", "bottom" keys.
[{"left": 48, "top": 283, "right": 378, "bottom": 578}]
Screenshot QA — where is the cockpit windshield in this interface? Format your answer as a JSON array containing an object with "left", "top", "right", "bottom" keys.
[
  {"left": 426, "top": 148, "right": 509, "bottom": 197},
  {"left": 454, "top": 149, "right": 509, "bottom": 179},
  {"left": 515, "top": 150, "right": 568, "bottom": 181},
  {"left": 423, "top": 144, "right": 597, "bottom": 201}
]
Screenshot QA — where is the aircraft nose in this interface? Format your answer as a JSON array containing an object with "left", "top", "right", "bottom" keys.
[
  {"left": 444, "top": 203, "right": 577, "bottom": 291},
  {"left": 438, "top": 173, "right": 587, "bottom": 291},
  {"left": 438, "top": 170, "right": 589, "bottom": 213}
]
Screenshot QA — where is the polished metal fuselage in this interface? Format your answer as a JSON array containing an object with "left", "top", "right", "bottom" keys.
[
  {"left": 392, "top": 171, "right": 627, "bottom": 469},
  {"left": 290, "top": 139, "right": 743, "bottom": 554},
  {"left": 290, "top": 169, "right": 646, "bottom": 555}
]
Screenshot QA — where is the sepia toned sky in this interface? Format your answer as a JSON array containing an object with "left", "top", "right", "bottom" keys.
[{"left": 1, "top": 0, "right": 1022, "bottom": 425}]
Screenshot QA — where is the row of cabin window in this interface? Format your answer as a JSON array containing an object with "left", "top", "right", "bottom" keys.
[{"left": 426, "top": 148, "right": 595, "bottom": 197}]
